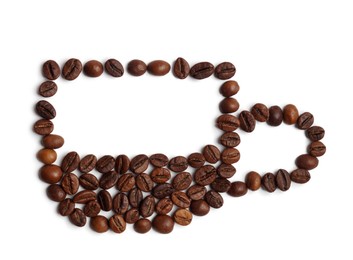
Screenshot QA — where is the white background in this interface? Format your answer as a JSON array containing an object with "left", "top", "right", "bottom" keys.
[{"left": 0, "top": 0, "right": 352, "bottom": 259}]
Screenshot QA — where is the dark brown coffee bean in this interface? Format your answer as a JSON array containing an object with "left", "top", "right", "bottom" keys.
[
  {"left": 217, "top": 163, "right": 236, "bottom": 178},
  {"left": 38, "top": 81, "right": 58, "bottom": 97},
  {"left": 214, "top": 62, "right": 236, "bottom": 79},
  {"left": 112, "top": 193, "right": 129, "bottom": 215},
  {"left": 205, "top": 190, "right": 223, "bottom": 208},
  {"left": 73, "top": 190, "right": 96, "bottom": 204},
  {"left": 37, "top": 148, "right": 57, "bottom": 164},
  {"left": 79, "top": 155, "right": 97, "bottom": 173},
  {"left": 172, "top": 172, "right": 192, "bottom": 190},
  {"left": 147, "top": 60, "right": 170, "bottom": 76},
  {"left": 140, "top": 195, "right": 155, "bottom": 217},
  {"left": 90, "top": 215, "right": 109, "bottom": 233},
  {"left": 187, "top": 153, "right": 205, "bottom": 168},
  {"left": 136, "top": 173, "right": 153, "bottom": 192},
  {"left": 227, "top": 181, "right": 248, "bottom": 197},
  {"left": 134, "top": 218, "right": 152, "bottom": 234},
  {"left": 152, "top": 183, "right": 175, "bottom": 199},
  {"left": 174, "top": 209, "right": 193, "bottom": 226},
  {"left": 61, "top": 173, "right": 79, "bottom": 195},
  {"left": 47, "top": 184, "right": 66, "bottom": 202},
  {"left": 219, "top": 132, "right": 241, "bottom": 148},
  {"left": 39, "top": 164, "right": 63, "bottom": 184},
  {"left": 62, "top": 58, "right": 82, "bottom": 80},
  {"left": 171, "top": 191, "right": 191, "bottom": 208},
  {"left": 125, "top": 208, "right": 140, "bottom": 224},
  {"left": 268, "top": 106, "right": 283, "bottom": 126},
  {"left": 220, "top": 80, "right": 240, "bottom": 97},
  {"left": 99, "top": 170, "right": 119, "bottom": 190},
  {"left": 58, "top": 198, "right": 75, "bottom": 216},
  {"left": 194, "top": 165, "right": 217, "bottom": 186},
  {"left": 190, "top": 200, "right": 210, "bottom": 216},
  {"left": 97, "top": 190, "right": 112, "bottom": 211},
  {"left": 308, "top": 141, "right": 326, "bottom": 157},
  {"left": 262, "top": 173, "right": 277, "bottom": 192},
  {"left": 296, "top": 154, "right": 319, "bottom": 170},
  {"left": 69, "top": 208, "right": 86, "bottom": 227},
  {"left": 210, "top": 177, "right": 231, "bottom": 192},
  {"left": 42, "top": 60, "right": 60, "bottom": 80},
  {"left": 216, "top": 114, "right": 240, "bottom": 131},
  {"left": 306, "top": 126, "right": 325, "bottom": 141},
  {"left": 190, "top": 62, "right": 214, "bottom": 79},
  {"left": 219, "top": 98, "right": 240, "bottom": 113},
  {"left": 83, "top": 200, "right": 101, "bottom": 217},
  {"left": 245, "top": 171, "right": 261, "bottom": 191},
  {"left": 83, "top": 60, "right": 103, "bottom": 77},
  {"left": 33, "top": 119, "right": 53, "bottom": 135},
  {"left": 283, "top": 104, "right": 299, "bottom": 125},
  {"left": 128, "top": 188, "right": 143, "bottom": 208},
  {"left": 104, "top": 59, "right": 124, "bottom": 77},
  {"left": 130, "top": 154, "right": 149, "bottom": 174},
  {"left": 251, "top": 103, "right": 269, "bottom": 122},
  {"left": 152, "top": 215, "right": 174, "bottom": 234},
  {"left": 127, "top": 59, "right": 147, "bottom": 76},
  {"left": 109, "top": 214, "right": 126, "bottom": 233},
  {"left": 149, "top": 153, "right": 169, "bottom": 167},
  {"left": 290, "top": 169, "right": 311, "bottom": 183},
  {"left": 275, "top": 169, "right": 291, "bottom": 191},
  {"left": 96, "top": 155, "right": 115, "bottom": 173},
  {"left": 239, "top": 110, "right": 256, "bottom": 132},
  {"left": 61, "top": 152, "right": 80, "bottom": 173},
  {"left": 297, "top": 112, "right": 314, "bottom": 130},
  {"left": 155, "top": 198, "right": 173, "bottom": 215},
  {"left": 173, "top": 57, "right": 190, "bottom": 79},
  {"left": 42, "top": 134, "right": 64, "bottom": 149},
  {"left": 79, "top": 173, "right": 99, "bottom": 190},
  {"left": 203, "top": 145, "right": 221, "bottom": 164},
  {"left": 169, "top": 156, "right": 188, "bottom": 172},
  {"left": 221, "top": 148, "right": 240, "bottom": 164},
  {"left": 187, "top": 185, "right": 206, "bottom": 200},
  {"left": 116, "top": 173, "right": 135, "bottom": 192},
  {"left": 150, "top": 168, "right": 171, "bottom": 184},
  {"left": 35, "top": 100, "right": 57, "bottom": 120},
  {"left": 115, "top": 154, "right": 130, "bottom": 174}
]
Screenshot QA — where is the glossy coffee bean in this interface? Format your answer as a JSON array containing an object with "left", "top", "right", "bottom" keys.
[
  {"left": 109, "top": 214, "right": 126, "bottom": 233},
  {"left": 58, "top": 198, "right": 75, "bottom": 216},
  {"left": 127, "top": 59, "right": 147, "bottom": 76},
  {"left": 104, "top": 59, "right": 124, "bottom": 77},
  {"left": 190, "top": 62, "right": 214, "bottom": 79},
  {"left": 36, "top": 99, "right": 56, "bottom": 119},
  {"left": 219, "top": 132, "right": 241, "bottom": 147},
  {"left": 171, "top": 191, "right": 191, "bottom": 208},
  {"left": 203, "top": 145, "right": 221, "bottom": 164},
  {"left": 61, "top": 173, "right": 79, "bottom": 195},
  {"left": 187, "top": 185, "right": 207, "bottom": 200},
  {"left": 268, "top": 106, "right": 283, "bottom": 126},
  {"left": 42, "top": 60, "right": 60, "bottom": 80},
  {"left": 262, "top": 173, "right": 277, "bottom": 192},
  {"left": 205, "top": 190, "right": 223, "bottom": 208},
  {"left": 152, "top": 183, "right": 175, "bottom": 199},
  {"left": 69, "top": 208, "right": 86, "bottom": 227},
  {"left": 227, "top": 181, "right": 248, "bottom": 197},
  {"left": 38, "top": 81, "right": 57, "bottom": 97},
  {"left": 150, "top": 168, "right": 171, "bottom": 184},
  {"left": 125, "top": 208, "right": 140, "bottom": 224},
  {"left": 187, "top": 153, "right": 205, "bottom": 168},
  {"left": 136, "top": 173, "right": 153, "bottom": 192},
  {"left": 306, "top": 126, "right": 325, "bottom": 141},
  {"left": 99, "top": 170, "right": 119, "bottom": 190},
  {"left": 79, "top": 154, "right": 97, "bottom": 173},
  {"left": 33, "top": 119, "right": 53, "bottom": 135},
  {"left": 134, "top": 218, "right": 152, "bottom": 234},
  {"left": 173, "top": 57, "right": 190, "bottom": 79},
  {"left": 219, "top": 98, "right": 239, "bottom": 113},
  {"left": 73, "top": 190, "right": 96, "bottom": 204},
  {"left": 174, "top": 209, "right": 193, "bottom": 226},
  {"left": 155, "top": 198, "right": 173, "bottom": 215},
  {"left": 168, "top": 156, "right": 188, "bottom": 172},
  {"left": 297, "top": 112, "right": 314, "bottom": 130},
  {"left": 190, "top": 200, "right": 210, "bottom": 216},
  {"left": 211, "top": 177, "right": 231, "bottom": 193},
  {"left": 290, "top": 169, "right": 311, "bottom": 183},
  {"left": 140, "top": 195, "right": 155, "bottom": 218},
  {"left": 37, "top": 148, "right": 57, "bottom": 164},
  {"left": 152, "top": 215, "right": 174, "bottom": 234},
  {"left": 245, "top": 171, "right": 261, "bottom": 191},
  {"left": 83, "top": 200, "right": 101, "bottom": 217},
  {"left": 39, "top": 164, "right": 63, "bottom": 184},
  {"left": 251, "top": 103, "right": 269, "bottom": 122},
  {"left": 214, "top": 62, "right": 236, "bottom": 79},
  {"left": 194, "top": 165, "right": 217, "bottom": 186},
  {"left": 275, "top": 169, "right": 291, "bottom": 191},
  {"left": 172, "top": 172, "right": 192, "bottom": 190},
  {"left": 112, "top": 193, "right": 129, "bottom": 214},
  {"left": 283, "top": 104, "right": 299, "bottom": 125},
  {"left": 147, "top": 60, "right": 171, "bottom": 76},
  {"left": 42, "top": 134, "right": 64, "bottom": 149},
  {"left": 116, "top": 173, "right": 135, "bottom": 192},
  {"left": 128, "top": 188, "right": 143, "bottom": 208},
  {"left": 96, "top": 155, "right": 115, "bottom": 174},
  {"left": 239, "top": 110, "right": 256, "bottom": 132},
  {"left": 115, "top": 154, "right": 130, "bottom": 174},
  {"left": 130, "top": 154, "right": 149, "bottom": 174},
  {"left": 149, "top": 153, "right": 169, "bottom": 167},
  {"left": 220, "top": 80, "right": 240, "bottom": 97},
  {"left": 97, "top": 190, "right": 112, "bottom": 211},
  {"left": 62, "top": 58, "right": 82, "bottom": 80},
  {"left": 221, "top": 148, "right": 240, "bottom": 164},
  {"left": 217, "top": 163, "right": 236, "bottom": 178},
  {"left": 61, "top": 151, "right": 80, "bottom": 173},
  {"left": 296, "top": 154, "right": 319, "bottom": 170},
  {"left": 79, "top": 173, "right": 99, "bottom": 190},
  {"left": 216, "top": 114, "right": 240, "bottom": 131},
  {"left": 47, "top": 184, "right": 66, "bottom": 202},
  {"left": 83, "top": 60, "right": 103, "bottom": 77},
  {"left": 308, "top": 141, "right": 326, "bottom": 157},
  {"left": 90, "top": 215, "right": 109, "bottom": 233}
]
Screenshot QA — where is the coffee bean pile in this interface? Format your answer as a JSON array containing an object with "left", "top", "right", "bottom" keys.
[{"left": 35, "top": 58, "right": 325, "bottom": 234}]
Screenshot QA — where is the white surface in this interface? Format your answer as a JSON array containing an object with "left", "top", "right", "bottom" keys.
[{"left": 0, "top": 0, "right": 352, "bottom": 259}]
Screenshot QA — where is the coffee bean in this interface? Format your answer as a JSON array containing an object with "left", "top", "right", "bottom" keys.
[
  {"left": 203, "top": 145, "right": 221, "bottom": 164},
  {"left": 187, "top": 153, "right": 205, "bottom": 168},
  {"left": 297, "top": 112, "right": 314, "bottom": 130},
  {"left": 217, "top": 163, "right": 236, "bottom": 178},
  {"left": 61, "top": 173, "right": 79, "bottom": 195},
  {"left": 42, "top": 60, "right": 60, "bottom": 80},
  {"left": 36, "top": 100, "right": 56, "bottom": 120},
  {"left": 219, "top": 132, "right": 241, "bottom": 148},
  {"left": 169, "top": 156, "right": 188, "bottom": 172},
  {"left": 172, "top": 172, "right": 192, "bottom": 190},
  {"left": 79, "top": 154, "right": 97, "bottom": 173},
  {"left": 33, "top": 119, "right": 53, "bottom": 135},
  {"left": 152, "top": 183, "right": 175, "bottom": 199},
  {"left": 205, "top": 190, "right": 223, "bottom": 208},
  {"left": 239, "top": 110, "right": 256, "bottom": 132},
  {"left": 130, "top": 154, "right": 149, "bottom": 174},
  {"left": 134, "top": 218, "right": 152, "bottom": 234},
  {"left": 83, "top": 60, "right": 103, "bottom": 77},
  {"left": 268, "top": 105, "right": 283, "bottom": 126},
  {"left": 96, "top": 155, "right": 115, "bottom": 173},
  {"left": 42, "top": 134, "right": 64, "bottom": 149},
  {"left": 147, "top": 60, "right": 171, "bottom": 76},
  {"left": 128, "top": 188, "right": 143, "bottom": 208},
  {"left": 109, "top": 214, "right": 126, "bottom": 233},
  {"left": 216, "top": 114, "right": 240, "bottom": 131},
  {"left": 296, "top": 154, "right": 319, "bottom": 170},
  {"left": 83, "top": 200, "right": 101, "bottom": 217},
  {"left": 150, "top": 168, "right": 171, "bottom": 184},
  {"left": 79, "top": 173, "right": 99, "bottom": 190},
  {"left": 262, "top": 173, "right": 277, "bottom": 192},
  {"left": 61, "top": 151, "right": 80, "bottom": 173},
  {"left": 73, "top": 190, "right": 96, "bottom": 204},
  {"left": 155, "top": 198, "right": 173, "bottom": 215},
  {"left": 245, "top": 171, "right": 261, "bottom": 191},
  {"left": 125, "top": 208, "right": 140, "bottom": 224},
  {"left": 37, "top": 148, "right": 57, "bottom": 164},
  {"left": 104, "top": 59, "right": 124, "bottom": 77},
  {"left": 275, "top": 169, "right": 291, "bottom": 191},
  {"left": 210, "top": 177, "right": 231, "bottom": 193},
  {"left": 221, "top": 148, "right": 240, "bottom": 164},
  {"left": 136, "top": 173, "right": 154, "bottom": 192},
  {"left": 214, "top": 62, "right": 236, "bottom": 79},
  {"left": 47, "top": 184, "right": 66, "bottom": 202},
  {"left": 308, "top": 141, "right": 326, "bottom": 157},
  {"left": 62, "top": 58, "right": 82, "bottom": 80},
  {"left": 149, "top": 153, "right": 169, "bottom": 167},
  {"left": 251, "top": 103, "right": 269, "bottom": 122},
  {"left": 113, "top": 193, "right": 129, "bottom": 215},
  {"left": 140, "top": 195, "right": 155, "bottom": 217},
  {"left": 116, "top": 173, "right": 135, "bottom": 192},
  {"left": 283, "top": 104, "right": 299, "bottom": 125},
  {"left": 219, "top": 98, "right": 240, "bottom": 113},
  {"left": 189, "top": 200, "right": 210, "bottom": 216},
  {"left": 190, "top": 62, "right": 214, "bottom": 79},
  {"left": 306, "top": 126, "right": 325, "bottom": 141},
  {"left": 115, "top": 154, "right": 130, "bottom": 174},
  {"left": 227, "top": 181, "right": 248, "bottom": 197},
  {"left": 194, "top": 165, "right": 217, "bottom": 186},
  {"left": 220, "top": 80, "right": 240, "bottom": 97},
  {"left": 69, "top": 208, "right": 86, "bottom": 227},
  {"left": 58, "top": 198, "right": 75, "bottom": 216},
  {"left": 97, "top": 190, "right": 112, "bottom": 211},
  {"left": 99, "top": 170, "right": 119, "bottom": 190},
  {"left": 173, "top": 209, "right": 193, "bottom": 226},
  {"left": 171, "top": 191, "right": 191, "bottom": 208},
  {"left": 39, "top": 164, "right": 63, "bottom": 184},
  {"left": 90, "top": 215, "right": 109, "bottom": 233},
  {"left": 38, "top": 81, "right": 58, "bottom": 97},
  {"left": 173, "top": 57, "right": 190, "bottom": 79},
  {"left": 127, "top": 59, "right": 147, "bottom": 76},
  {"left": 186, "top": 185, "right": 206, "bottom": 200},
  {"left": 152, "top": 215, "right": 174, "bottom": 234},
  {"left": 290, "top": 169, "right": 311, "bottom": 183}
]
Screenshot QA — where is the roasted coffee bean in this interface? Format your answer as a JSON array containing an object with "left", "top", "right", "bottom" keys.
[
  {"left": 115, "top": 154, "right": 130, "bottom": 174},
  {"left": 190, "top": 62, "right": 214, "bottom": 79},
  {"left": 220, "top": 80, "right": 240, "bottom": 97},
  {"left": 239, "top": 110, "right": 256, "bottom": 132},
  {"left": 150, "top": 168, "right": 171, "bottom": 184},
  {"left": 152, "top": 215, "right": 174, "bottom": 234},
  {"left": 58, "top": 198, "right": 75, "bottom": 216},
  {"left": 79, "top": 173, "right": 99, "bottom": 190},
  {"left": 134, "top": 218, "right": 152, "bottom": 234},
  {"left": 62, "top": 58, "right": 82, "bottom": 80},
  {"left": 149, "top": 153, "right": 169, "bottom": 167},
  {"left": 216, "top": 114, "right": 240, "bottom": 131},
  {"left": 83, "top": 60, "right": 103, "bottom": 77},
  {"left": 125, "top": 208, "right": 140, "bottom": 224},
  {"left": 306, "top": 126, "right": 325, "bottom": 141},
  {"left": 37, "top": 148, "right": 57, "bottom": 164},
  {"left": 147, "top": 60, "right": 170, "bottom": 76},
  {"left": 96, "top": 155, "right": 115, "bottom": 173},
  {"left": 219, "top": 132, "right": 241, "bottom": 148},
  {"left": 173, "top": 209, "right": 193, "bottom": 226},
  {"left": 210, "top": 177, "right": 231, "bottom": 193},
  {"left": 69, "top": 208, "right": 86, "bottom": 227},
  {"left": 203, "top": 145, "right": 221, "bottom": 164},
  {"left": 205, "top": 190, "right": 223, "bottom": 208},
  {"left": 169, "top": 156, "right": 188, "bottom": 172},
  {"left": 251, "top": 103, "right": 269, "bottom": 122},
  {"left": 79, "top": 154, "right": 98, "bottom": 173},
  {"left": 104, "top": 59, "right": 124, "bottom": 77},
  {"left": 83, "top": 200, "right": 101, "bottom": 217},
  {"left": 140, "top": 195, "right": 155, "bottom": 217},
  {"left": 268, "top": 106, "right": 283, "bottom": 126},
  {"left": 112, "top": 193, "right": 129, "bottom": 215},
  {"left": 194, "top": 165, "right": 217, "bottom": 186},
  {"left": 190, "top": 200, "right": 210, "bottom": 216},
  {"left": 173, "top": 57, "right": 190, "bottom": 79},
  {"left": 99, "top": 170, "right": 119, "bottom": 190},
  {"left": 152, "top": 183, "right": 175, "bottom": 199},
  {"left": 39, "top": 164, "right": 63, "bottom": 184},
  {"left": 217, "top": 163, "right": 236, "bottom": 178},
  {"left": 97, "top": 190, "right": 112, "bottom": 211},
  {"left": 155, "top": 198, "right": 173, "bottom": 215},
  {"left": 90, "top": 215, "right": 109, "bottom": 233},
  {"left": 187, "top": 153, "right": 205, "bottom": 168},
  {"left": 219, "top": 98, "right": 240, "bottom": 113},
  {"left": 127, "top": 59, "right": 147, "bottom": 76},
  {"left": 214, "top": 62, "right": 236, "bottom": 79},
  {"left": 186, "top": 185, "right": 207, "bottom": 200},
  {"left": 42, "top": 134, "right": 64, "bottom": 149},
  {"left": 61, "top": 173, "right": 79, "bottom": 195},
  {"left": 245, "top": 171, "right": 261, "bottom": 191},
  {"left": 36, "top": 100, "right": 57, "bottom": 121},
  {"left": 221, "top": 148, "right": 240, "bottom": 164},
  {"left": 128, "top": 188, "right": 143, "bottom": 208},
  {"left": 297, "top": 112, "right": 314, "bottom": 130},
  {"left": 73, "top": 190, "right": 96, "bottom": 204},
  {"left": 47, "top": 184, "right": 66, "bottom": 202},
  {"left": 42, "top": 60, "right": 60, "bottom": 80},
  {"left": 290, "top": 169, "right": 311, "bottom": 183},
  {"left": 38, "top": 81, "right": 58, "bottom": 97},
  {"left": 296, "top": 154, "right": 319, "bottom": 170},
  {"left": 283, "top": 104, "right": 299, "bottom": 125},
  {"left": 227, "top": 181, "right": 248, "bottom": 197},
  {"left": 262, "top": 173, "right": 277, "bottom": 192},
  {"left": 109, "top": 214, "right": 126, "bottom": 233},
  {"left": 171, "top": 191, "right": 191, "bottom": 208},
  {"left": 172, "top": 172, "right": 192, "bottom": 190},
  {"left": 116, "top": 173, "right": 135, "bottom": 192},
  {"left": 61, "top": 151, "right": 80, "bottom": 173},
  {"left": 34, "top": 119, "right": 53, "bottom": 135},
  {"left": 136, "top": 173, "right": 154, "bottom": 192},
  {"left": 130, "top": 154, "right": 149, "bottom": 174},
  {"left": 308, "top": 141, "right": 326, "bottom": 157},
  {"left": 275, "top": 169, "right": 291, "bottom": 191}
]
